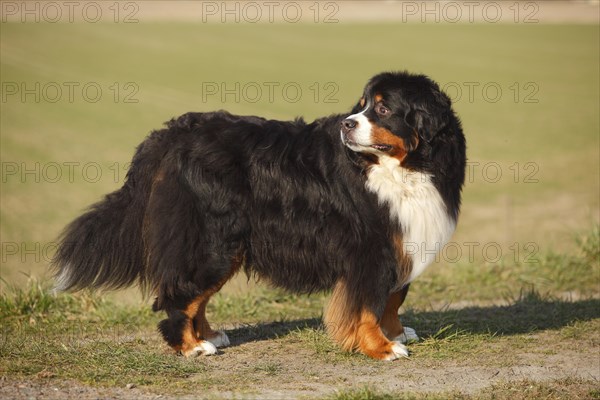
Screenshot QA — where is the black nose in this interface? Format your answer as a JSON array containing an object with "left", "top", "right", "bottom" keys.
[{"left": 341, "top": 118, "right": 357, "bottom": 133}]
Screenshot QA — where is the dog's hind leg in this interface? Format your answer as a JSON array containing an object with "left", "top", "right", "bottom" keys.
[
  {"left": 158, "top": 296, "right": 220, "bottom": 357},
  {"left": 190, "top": 253, "right": 244, "bottom": 352},
  {"left": 144, "top": 160, "right": 248, "bottom": 357},
  {"left": 158, "top": 254, "right": 243, "bottom": 357},
  {"left": 158, "top": 284, "right": 230, "bottom": 357},
  {"left": 192, "top": 300, "right": 229, "bottom": 350}
]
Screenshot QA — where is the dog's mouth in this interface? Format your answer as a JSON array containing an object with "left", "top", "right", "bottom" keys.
[
  {"left": 342, "top": 130, "right": 393, "bottom": 153},
  {"left": 369, "top": 144, "right": 392, "bottom": 152},
  {"left": 343, "top": 136, "right": 392, "bottom": 153}
]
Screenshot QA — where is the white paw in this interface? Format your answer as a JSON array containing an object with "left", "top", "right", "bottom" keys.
[
  {"left": 185, "top": 340, "right": 218, "bottom": 357},
  {"left": 393, "top": 326, "right": 419, "bottom": 344},
  {"left": 206, "top": 330, "right": 230, "bottom": 348},
  {"left": 384, "top": 342, "right": 409, "bottom": 361}
]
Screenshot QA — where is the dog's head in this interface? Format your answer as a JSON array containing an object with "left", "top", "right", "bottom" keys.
[{"left": 341, "top": 71, "right": 453, "bottom": 163}]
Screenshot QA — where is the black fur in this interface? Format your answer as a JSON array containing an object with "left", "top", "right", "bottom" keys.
[
  {"left": 52, "top": 131, "right": 168, "bottom": 291},
  {"left": 52, "top": 71, "right": 466, "bottom": 349},
  {"left": 157, "top": 310, "right": 188, "bottom": 348}
]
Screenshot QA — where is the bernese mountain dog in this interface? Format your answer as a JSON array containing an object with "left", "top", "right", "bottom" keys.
[{"left": 53, "top": 71, "right": 466, "bottom": 361}]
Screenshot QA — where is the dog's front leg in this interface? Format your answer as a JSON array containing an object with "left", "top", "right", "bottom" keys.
[{"left": 324, "top": 280, "right": 409, "bottom": 361}]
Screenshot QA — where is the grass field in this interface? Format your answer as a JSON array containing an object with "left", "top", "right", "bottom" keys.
[
  {"left": 1, "top": 12, "right": 599, "bottom": 400},
  {"left": 1, "top": 230, "right": 598, "bottom": 398}
]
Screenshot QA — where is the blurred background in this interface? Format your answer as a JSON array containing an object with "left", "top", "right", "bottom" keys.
[{"left": 1, "top": 1, "right": 598, "bottom": 305}]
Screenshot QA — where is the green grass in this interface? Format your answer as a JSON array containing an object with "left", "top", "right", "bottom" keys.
[
  {"left": 282, "top": 293, "right": 599, "bottom": 365},
  {"left": 410, "top": 226, "right": 600, "bottom": 307},
  {"left": 207, "top": 287, "right": 327, "bottom": 324},
  {"left": 327, "top": 379, "right": 600, "bottom": 400},
  {"left": 0, "top": 280, "right": 190, "bottom": 388},
  {"left": 0, "top": 278, "right": 157, "bottom": 326},
  {"left": 328, "top": 387, "right": 404, "bottom": 400},
  {"left": 1, "top": 247, "right": 598, "bottom": 395},
  {"left": 1, "top": 23, "right": 599, "bottom": 287},
  {"left": 1, "top": 19, "right": 599, "bottom": 400}
]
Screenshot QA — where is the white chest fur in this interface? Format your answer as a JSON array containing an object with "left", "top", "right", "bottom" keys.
[{"left": 366, "top": 156, "right": 456, "bottom": 285}]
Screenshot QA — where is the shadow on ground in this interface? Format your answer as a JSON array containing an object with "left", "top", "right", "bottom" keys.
[
  {"left": 223, "top": 297, "right": 600, "bottom": 345},
  {"left": 405, "top": 296, "right": 600, "bottom": 337}
]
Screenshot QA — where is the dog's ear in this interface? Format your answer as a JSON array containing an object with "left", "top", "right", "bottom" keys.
[
  {"left": 406, "top": 88, "right": 451, "bottom": 142},
  {"left": 405, "top": 109, "right": 445, "bottom": 142}
]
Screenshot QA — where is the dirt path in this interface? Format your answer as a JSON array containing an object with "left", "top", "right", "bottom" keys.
[
  {"left": 2, "top": 353, "right": 597, "bottom": 399},
  {"left": 2, "top": 325, "right": 598, "bottom": 399}
]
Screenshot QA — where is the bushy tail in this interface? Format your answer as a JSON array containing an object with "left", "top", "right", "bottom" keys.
[{"left": 52, "top": 129, "right": 169, "bottom": 292}]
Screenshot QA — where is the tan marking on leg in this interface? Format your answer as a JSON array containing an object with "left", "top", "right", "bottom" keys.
[
  {"left": 178, "top": 296, "right": 209, "bottom": 356},
  {"left": 355, "top": 308, "right": 395, "bottom": 359},
  {"left": 179, "top": 250, "right": 244, "bottom": 355},
  {"left": 325, "top": 280, "right": 407, "bottom": 360},
  {"left": 380, "top": 291, "right": 404, "bottom": 340},
  {"left": 392, "top": 234, "right": 413, "bottom": 289},
  {"left": 357, "top": 307, "right": 410, "bottom": 360},
  {"left": 192, "top": 250, "right": 244, "bottom": 342},
  {"left": 380, "top": 284, "right": 410, "bottom": 338},
  {"left": 324, "top": 280, "right": 361, "bottom": 352}
]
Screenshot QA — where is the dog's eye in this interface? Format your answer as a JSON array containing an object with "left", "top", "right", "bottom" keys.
[{"left": 375, "top": 104, "right": 390, "bottom": 116}]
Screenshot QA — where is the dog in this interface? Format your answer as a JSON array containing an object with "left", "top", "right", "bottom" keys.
[{"left": 53, "top": 71, "right": 466, "bottom": 361}]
